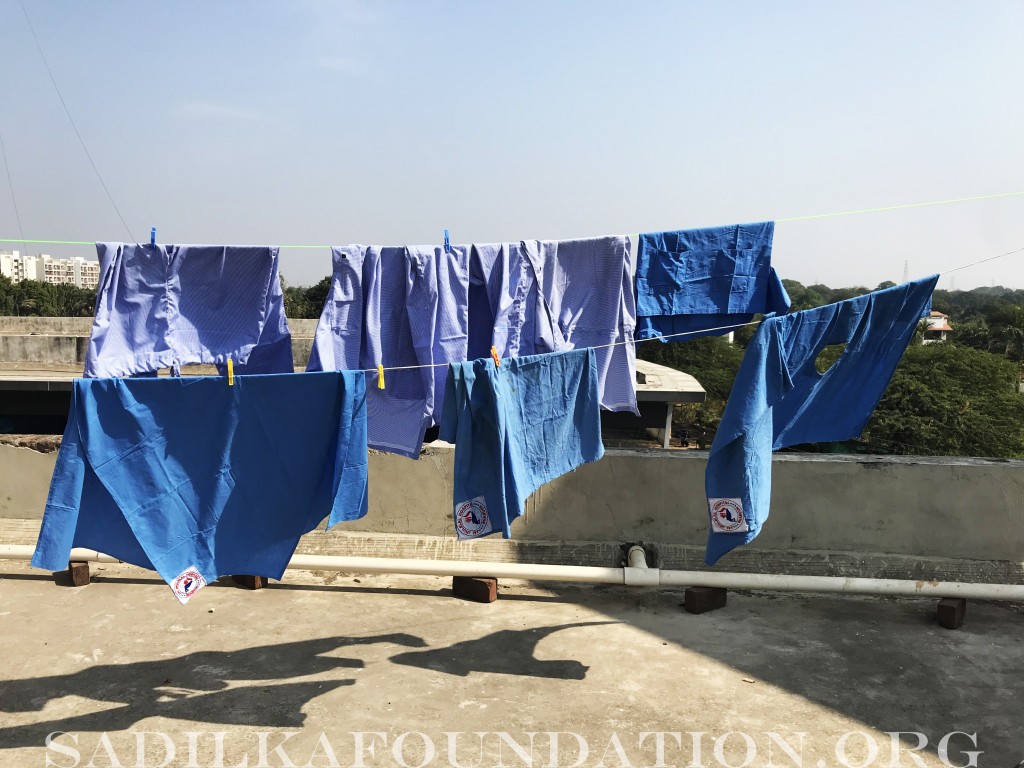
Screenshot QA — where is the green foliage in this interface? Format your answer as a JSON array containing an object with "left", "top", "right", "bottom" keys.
[
  {"left": 281, "top": 274, "right": 332, "bottom": 319},
  {"left": 0, "top": 278, "right": 96, "bottom": 317},
  {"left": 863, "top": 343, "right": 1024, "bottom": 457}
]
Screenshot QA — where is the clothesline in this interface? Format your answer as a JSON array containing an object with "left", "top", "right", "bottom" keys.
[
  {"left": 2, "top": 190, "right": 1023, "bottom": 251},
  {"left": 360, "top": 242, "right": 1023, "bottom": 376},
  {"left": 358, "top": 319, "right": 766, "bottom": 376}
]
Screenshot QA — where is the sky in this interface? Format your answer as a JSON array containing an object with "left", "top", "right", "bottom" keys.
[{"left": 1, "top": 0, "right": 1022, "bottom": 290}]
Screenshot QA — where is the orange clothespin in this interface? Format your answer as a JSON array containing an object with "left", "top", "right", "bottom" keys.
[
  {"left": 490, "top": 346, "right": 501, "bottom": 366},
  {"left": 377, "top": 364, "right": 385, "bottom": 389},
  {"left": 227, "top": 358, "right": 234, "bottom": 386}
]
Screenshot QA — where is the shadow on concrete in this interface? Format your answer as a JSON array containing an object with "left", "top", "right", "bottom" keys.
[
  {"left": 551, "top": 584, "right": 1021, "bottom": 765},
  {"left": 263, "top": 581, "right": 573, "bottom": 603},
  {"left": 389, "top": 621, "right": 617, "bottom": 680},
  {"left": 0, "top": 634, "right": 424, "bottom": 750}
]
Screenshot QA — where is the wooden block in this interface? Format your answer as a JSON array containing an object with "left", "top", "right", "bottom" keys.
[
  {"left": 937, "top": 597, "right": 967, "bottom": 629},
  {"left": 452, "top": 576, "right": 497, "bottom": 603},
  {"left": 231, "top": 574, "right": 267, "bottom": 590},
  {"left": 684, "top": 586, "right": 727, "bottom": 614},
  {"left": 67, "top": 561, "right": 90, "bottom": 587}
]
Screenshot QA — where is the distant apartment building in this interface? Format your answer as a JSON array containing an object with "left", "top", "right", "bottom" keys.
[{"left": 0, "top": 250, "right": 100, "bottom": 289}]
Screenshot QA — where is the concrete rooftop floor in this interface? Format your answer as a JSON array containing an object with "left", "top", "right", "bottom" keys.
[{"left": 0, "top": 561, "right": 1019, "bottom": 767}]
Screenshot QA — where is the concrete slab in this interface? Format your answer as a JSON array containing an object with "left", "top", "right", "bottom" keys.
[{"left": 0, "top": 560, "right": 1017, "bottom": 766}]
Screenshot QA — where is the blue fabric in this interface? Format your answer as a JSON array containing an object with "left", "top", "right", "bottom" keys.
[
  {"left": 635, "top": 222, "right": 791, "bottom": 341},
  {"left": 468, "top": 236, "right": 638, "bottom": 414},
  {"left": 85, "top": 243, "right": 293, "bottom": 377},
  {"left": 704, "top": 276, "right": 939, "bottom": 565},
  {"left": 439, "top": 348, "right": 604, "bottom": 539},
  {"left": 310, "top": 234, "right": 638, "bottom": 459},
  {"left": 308, "top": 245, "right": 469, "bottom": 459},
  {"left": 32, "top": 371, "right": 368, "bottom": 602}
]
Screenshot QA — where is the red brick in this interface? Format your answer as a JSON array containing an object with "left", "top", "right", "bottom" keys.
[
  {"left": 452, "top": 576, "right": 497, "bottom": 603},
  {"left": 231, "top": 574, "right": 267, "bottom": 590},
  {"left": 67, "top": 561, "right": 90, "bottom": 587}
]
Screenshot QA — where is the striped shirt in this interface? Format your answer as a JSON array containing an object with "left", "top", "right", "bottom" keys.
[
  {"left": 84, "top": 243, "right": 293, "bottom": 377},
  {"left": 470, "top": 236, "right": 638, "bottom": 414},
  {"left": 310, "top": 234, "right": 639, "bottom": 458},
  {"left": 308, "top": 245, "right": 470, "bottom": 458}
]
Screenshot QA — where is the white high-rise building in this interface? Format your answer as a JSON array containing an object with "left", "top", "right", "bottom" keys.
[{"left": 0, "top": 250, "right": 100, "bottom": 289}]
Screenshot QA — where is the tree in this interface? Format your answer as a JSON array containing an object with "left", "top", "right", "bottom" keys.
[
  {"left": 863, "top": 344, "right": 1024, "bottom": 457},
  {"left": 302, "top": 276, "right": 331, "bottom": 318}
]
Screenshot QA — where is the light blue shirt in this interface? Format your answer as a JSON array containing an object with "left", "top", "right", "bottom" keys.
[
  {"left": 310, "top": 234, "right": 639, "bottom": 460},
  {"left": 469, "top": 236, "right": 639, "bottom": 414},
  {"left": 85, "top": 243, "right": 293, "bottom": 377},
  {"left": 307, "top": 244, "right": 470, "bottom": 458},
  {"left": 704, "top": 276, "right": 938, "bottom": 565}
]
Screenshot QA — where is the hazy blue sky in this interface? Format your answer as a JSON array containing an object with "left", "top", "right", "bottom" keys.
[{"left": 1, "top": 1, "right": 1022, "bottom": 289}]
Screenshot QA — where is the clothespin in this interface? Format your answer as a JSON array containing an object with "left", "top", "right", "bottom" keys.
[
  {"left": 227, "top": 358, "right": 234, "bottom": 386},
  {"left": 490, "top": 346, "right": 501, "bottom": 366},
  {"left": 377, "top": 364, "right": 385, "bottom": 389},
  {"left": 150, "top": 227, "right": 156, "bottom": 246},
  {"left": 443, "top": 229, "right": 451, "bottom": 254}
]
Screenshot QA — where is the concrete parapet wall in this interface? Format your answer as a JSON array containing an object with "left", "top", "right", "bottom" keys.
[
  {"left": 3, "top": 442, "right": 1021, "bottom": 581},
  {"left": 0, "top": 317, "right": 94, "bottom": 336},
  {"left": 0, "top": 335, "right": 90, "bottom": 365},
  {"left": 0, "top": 316, "right": 319, "bottom": 366},
  {"left": 0, "top": 316, "right": 320, "bottom": 337}
]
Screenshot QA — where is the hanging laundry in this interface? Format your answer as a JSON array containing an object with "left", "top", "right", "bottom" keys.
[
  {"left": 468, "top": 242, "right": 560, "bottom": 361},
  {"left": 31, "top": 371, "right": 368, "bottom": 604},
  {"left": 468, "top": 236, "right": 638, "bottom": 414},
  {"left": 306, "top": 245, "right": 369, "bottom": 373},
  {"left": 307, "top": 244, "right": 470, "bottom": 458},
  {"left": 439, "top": 347, "right": 604, "bottom": 539},
  {"left": 406, "top": 244, "right": 470, "bottom": 434},
  {"left": 635, "top": 222, "right": 790, "bottom": 341},
  {"left": 703, "top": 275, "right": 938, "bottom": 565},
  {"left": 84, "top": 243, "right": 293, "bottom": 377}
]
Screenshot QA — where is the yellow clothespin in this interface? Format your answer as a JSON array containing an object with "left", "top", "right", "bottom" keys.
[
  {"left": 490, "top": 346, "right": 501, "bottom": 366},
  {"left": 377, "top": 364, "right": 385, "bottom": 390},
  {"left": 227, "top": 358, "right": 234, "bottom": 386}
]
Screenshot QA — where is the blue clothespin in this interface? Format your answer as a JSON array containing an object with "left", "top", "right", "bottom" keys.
[
  {"left": 443, "top": 229, "right": 450, "bottom": 254},
  {"left": 150, "top": 227, "right": 156, "bottom": 246}
]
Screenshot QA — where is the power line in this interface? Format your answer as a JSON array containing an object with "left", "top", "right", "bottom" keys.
[
  {"left": 940, "top": 245, "right": 1024, "bottom": 276},
  {"left": 0, "top": 124, "right": 28, "bottom": 256},
  {"left": 776, "top": 190, "right": 1024, "bottom": 223},
  {"left": 18, "top": 0, "right": 135, "bottom": 243}
]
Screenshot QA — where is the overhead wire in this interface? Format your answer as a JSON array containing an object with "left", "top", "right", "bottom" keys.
[
  {"left": 17, "top": 0, "right": 135, "bottom": 243},
  {"left": 0, "top": 123, "right": 29, "bottom": 257}
]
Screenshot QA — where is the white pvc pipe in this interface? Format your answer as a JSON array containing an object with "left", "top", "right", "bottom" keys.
[
  {"left": 287, "top": 553, "right": 624, "bottom": 584},
  {"left": 2, "top": 544, "right": 1023, "bottom": 601}
]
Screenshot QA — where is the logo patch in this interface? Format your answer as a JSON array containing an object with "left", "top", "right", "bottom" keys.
[
  {"left": 170, "top": 565, "right": 207, "bottom": 605},
  {"left": 454, "top": 496, "right": 492, "bottom": 539},
  {"left": 708, "top": 498, "right": 749, "bottom": 533}
]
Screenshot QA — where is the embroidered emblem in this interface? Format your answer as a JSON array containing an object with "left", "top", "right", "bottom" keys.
[
  {"left": 708, "top": 498, "right": 749, "bottom": 533},
  {"left": 454, "top": 497, "right": 492, "bottom": 539}
]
